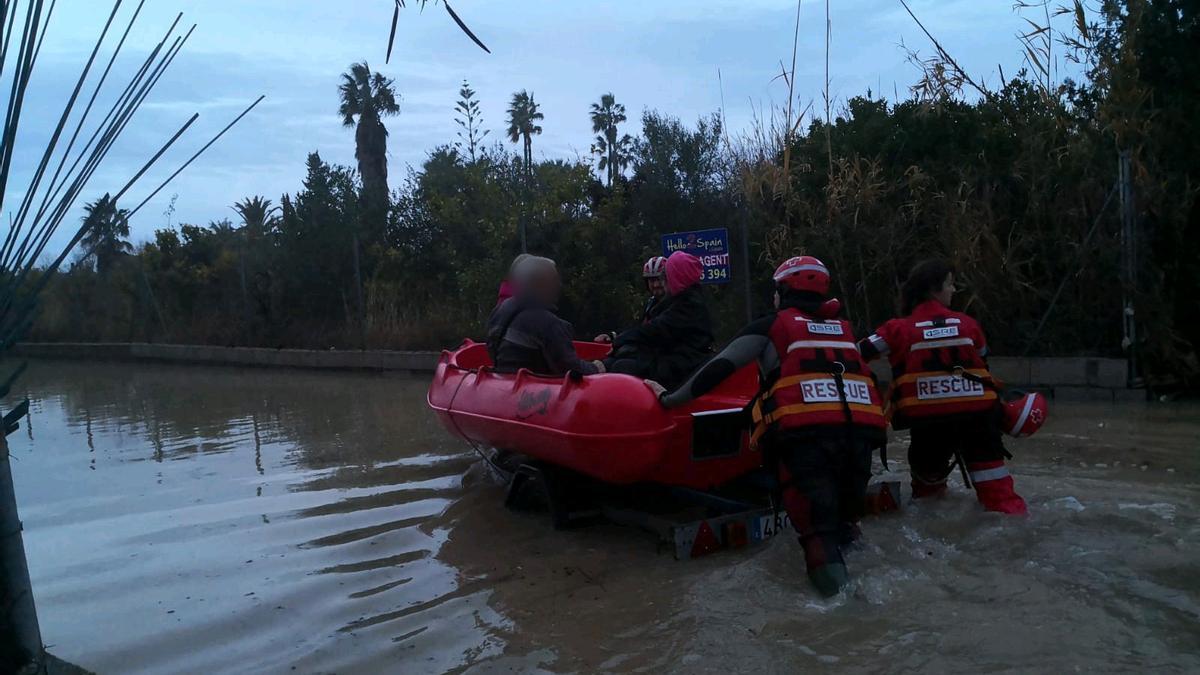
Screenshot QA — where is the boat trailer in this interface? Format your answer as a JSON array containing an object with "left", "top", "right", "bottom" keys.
[{"left": 502, "top": 459, "right": 901, "bottom": 560}]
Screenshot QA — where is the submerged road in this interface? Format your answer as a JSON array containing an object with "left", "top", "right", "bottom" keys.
[{"left": 7, "top": 359, "right": 1199, "bottom": 673}]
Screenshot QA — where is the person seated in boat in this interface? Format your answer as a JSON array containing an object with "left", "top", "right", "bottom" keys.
[
  {"left": 637, "top": 255, "right": 669, "bottom": 321},
  {"left": 495, "top": 253, "right": 530, "bottom": 308},
  {"left": 645, "top": 256, "right": 887, "bottom": 597},
  {"left": 593, "top": 251, "right": 714, "bottom": 390},
  {"left": 593, "top": 255, "right": 665, "bottom": 344},
  {"left": 487, "top": 255, "right": 605, "bottom": 376}
]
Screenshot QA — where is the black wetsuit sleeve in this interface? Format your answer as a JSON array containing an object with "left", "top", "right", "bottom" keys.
[{"left": 660, "top": 315, "right": 774, "bottom": 408}]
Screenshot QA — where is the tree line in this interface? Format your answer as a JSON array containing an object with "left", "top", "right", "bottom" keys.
[{"left": 31, "top": 1, "right": 1200, "bottom": 387}]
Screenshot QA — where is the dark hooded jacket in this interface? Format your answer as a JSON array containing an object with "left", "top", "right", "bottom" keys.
[
  {"left": 607, "top": 252, "right": 713, "bottom": 388},
  {"left": 486, "top": 294, "right": 599, "bottom": 376}
]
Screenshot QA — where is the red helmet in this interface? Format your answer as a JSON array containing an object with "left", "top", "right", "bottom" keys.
[
  {"left": 1002, "top": 390, "right": 1048, "bottom": 437},
  {"left": 774, "top": 255, "right": 831, "bottom": 295},
  {"left": 642, "top": 256, "right": 666, "bottom": 279}
]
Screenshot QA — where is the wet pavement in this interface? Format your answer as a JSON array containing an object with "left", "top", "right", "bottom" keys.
[{"left": 6, "top": 359, "right": 1199, "bottom": 673}]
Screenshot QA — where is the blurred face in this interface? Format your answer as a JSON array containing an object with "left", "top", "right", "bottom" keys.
[
  {"left": 646, "top": 276, "right": 666, "bottom": 298},
  {"left": 531, "top": 268, "right": 562, "bottom": 306},
  {"left": 933, "top": 272, "right": 956, "bottom": 306}
]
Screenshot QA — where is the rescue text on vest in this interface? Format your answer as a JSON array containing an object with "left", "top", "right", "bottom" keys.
[
  {"left": 801, "top": 378, "right": 874, "bottom": 405},
  {"left": 915, "top": 373, "right": 985, "bottom": 400}
]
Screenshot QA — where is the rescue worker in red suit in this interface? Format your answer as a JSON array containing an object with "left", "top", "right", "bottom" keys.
[
  {"left": 646, "top": 256, "right": 886, "bottom": 596},
  {"left": 858, "top": 259, "right": 1028, "bottom": 515}
]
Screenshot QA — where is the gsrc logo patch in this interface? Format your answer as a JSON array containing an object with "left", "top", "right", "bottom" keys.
[
  {"left": 808, "top": 322, "right": 844, "bottom": 336},
  {"left": 922, "top": 326, "right": 959, "bottom": 340}
]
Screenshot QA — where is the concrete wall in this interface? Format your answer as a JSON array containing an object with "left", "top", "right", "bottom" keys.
[
  {"left": 12, "top": 342, "right": 440, "bottom": 374},
  {"left": 868, "top": 355, "right": 1142, "bottom": 403},
  {"left": 14, "top": 342, "right": 1142, "bottom": 401}
]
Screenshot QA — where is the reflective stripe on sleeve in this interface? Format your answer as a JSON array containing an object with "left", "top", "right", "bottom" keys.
[
  {"left": 969, "top": 466, "right": 1011, "bottom": 483},
  {"left": 868, "top": 334, "right": 890, "bottom": 355}
]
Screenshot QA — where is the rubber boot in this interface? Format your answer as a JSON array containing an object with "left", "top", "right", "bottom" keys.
[
  {"left": 967, "top": 460, "right": 1028, "bottom": 515},
  {"left": 911, "top": 474, "right": 948, "bottom": 500},
  {"left": 809, "top": 564, "right": 849, "bottom": 598},
  {"left": 778, "top": 459, "right": 851, "bottom": 597},
  {"left": 801, "top": 534, "right": 848, "bottom": 598}
]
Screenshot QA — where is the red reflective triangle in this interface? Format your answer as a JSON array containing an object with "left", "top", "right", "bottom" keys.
[
  {"left": 724, "top": 520, "right": 749, "bottom": 549},
  {"left": 690, "top": 520, "right": 722, "bottom": 557}
]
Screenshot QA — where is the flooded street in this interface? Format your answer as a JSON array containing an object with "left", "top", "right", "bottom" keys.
[{"left": 7, "top": 359, "right": 1200, "bottom": 673}]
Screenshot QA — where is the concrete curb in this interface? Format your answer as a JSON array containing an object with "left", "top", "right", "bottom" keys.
[{"left": 13, "top": 343, "right": 1141, "bottom": 400}]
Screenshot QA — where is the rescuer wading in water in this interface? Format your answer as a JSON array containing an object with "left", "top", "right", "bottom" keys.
[
  {"left": 858, "top": 259, "right": 1028, "bottom": 515},
  {"left": 646, "top": 256, "right": 886, "bottom": 597}
]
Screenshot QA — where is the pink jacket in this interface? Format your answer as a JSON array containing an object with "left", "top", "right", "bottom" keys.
[{"left": 496, "top": 279, "right": 515, "bottom": 308}]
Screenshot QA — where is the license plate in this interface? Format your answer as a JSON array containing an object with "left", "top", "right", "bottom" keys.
[{"left": 756, "top": 512, "right": 792, "bottom": 540}]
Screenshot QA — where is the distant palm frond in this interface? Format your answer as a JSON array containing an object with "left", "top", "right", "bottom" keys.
[
  {"left": 386, "top": 0, "right": 490, "bottom": 64},
  {"left": 0, "top": 1, "right": 261, "bottom": 353}
]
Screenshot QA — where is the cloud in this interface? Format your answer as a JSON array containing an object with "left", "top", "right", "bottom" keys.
[{"left": 23, "top": 0, "right": 1074, "bottom": 249}]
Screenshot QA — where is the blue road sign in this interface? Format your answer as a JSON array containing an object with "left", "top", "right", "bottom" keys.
[{"left": 661, "top": 228, "right": 731, "bottom": 284}]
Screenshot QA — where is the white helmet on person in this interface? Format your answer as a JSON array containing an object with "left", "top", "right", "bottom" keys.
[{"left": 642, "top": 256, "right": 667, "bottom": 279}]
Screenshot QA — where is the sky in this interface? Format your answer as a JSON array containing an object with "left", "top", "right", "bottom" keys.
[{"left": 13, "top": 0, "right": 1086, "bottom": 250}]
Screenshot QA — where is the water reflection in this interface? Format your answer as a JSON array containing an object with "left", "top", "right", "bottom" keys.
[
  {"left": 6, "top": 359, "right": 509, "bottom": 674},
  {"left": 4, "top": 360, "right": 1200, "bottom": 674}
]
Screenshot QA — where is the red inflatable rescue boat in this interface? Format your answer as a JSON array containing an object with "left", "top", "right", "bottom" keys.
[{"left": 427, "top": 340, "right": 763, "bottom": 489}]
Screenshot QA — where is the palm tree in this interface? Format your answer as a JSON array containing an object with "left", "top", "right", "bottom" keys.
[
  {"left": 208, "top": 219, "right": 239, "bottom": 243},
  {"left": 232, "top": 196, "right": 280, "bottom": 237},
  {"left": 338, "top": 62, "right": 401, "bottom": 221},
  {"left": 79, "top": 194, "right": 131, "bottom": 276},
  {"left": 505, "top": 90, "right": 543, "bottom": 177},
  {"left": 589, "top": 93, "right": 633, "bottom": 188}
]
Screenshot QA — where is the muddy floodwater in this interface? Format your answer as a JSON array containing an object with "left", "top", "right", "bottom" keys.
[{"left": 6, "top": 359, "right": 1200, "bottom": 673}]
